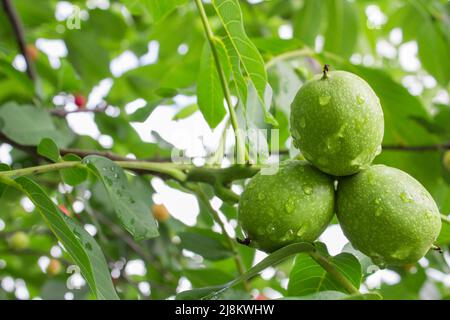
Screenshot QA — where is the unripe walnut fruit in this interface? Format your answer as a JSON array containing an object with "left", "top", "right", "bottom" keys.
[
  {"left": 290, "top": 69, "right": 384, "bottom": 176},
  {"left": 238, "top": 160, "right": 335, "bottom": 253},
  {"left": 337, "top": 165, "right": 441, "bottom": 266}
]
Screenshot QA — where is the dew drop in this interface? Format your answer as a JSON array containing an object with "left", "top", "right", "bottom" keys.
[
  {"left": 356, "top": 94, "right": 365, "bottom": 105},
  {"left": 285, "top": 200, "right": 295, "bottom": 213},
  {"left": 400, "top": 192, "right": 413, "bottom": 203},
  {"left": 302, "top": 185, "right": 313, "bottom": 195},
  {"left": 104, "top": 177, "right": 113, "bottom": 186},
  {"left": 266, "top": 224, "right": 276, "bottom": 233},
  {"left": 425, "top": 210, "right": 433, "bottom": 219},
  {"left": 296, "top": 225, "right": 308, "bottom": 237},
  {"left": 319, "top": 95, "right": 331, "bottom": 106},
  {"left": 286, "top": 229, "right": 294, "bottom": 238},
  {"left": 258, "top": 193, "right": 265, "bottom": 201},
  {"left": 391, "top": 248, "right": 410, "bottom": 260}
]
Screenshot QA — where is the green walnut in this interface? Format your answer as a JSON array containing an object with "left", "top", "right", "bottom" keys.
[
  {"left": 8, "top": 231, "right": 30, "bottom": 251},
  {"left": 290, "top": 66, "right": 384, "bottom": 176},
  {"left": 337, "top": 165, "right": 441, "bottom": 266},
  {"left": 238, "top": 160, "right": 335, "bottom": 253}
]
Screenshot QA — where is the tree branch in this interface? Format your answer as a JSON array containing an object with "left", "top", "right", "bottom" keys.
[
  {"left": 382, "top": 141, "right": 450, "bottom": 151},
  {"left": 50, "top": 105, "right": 108, "bottom": 118},
  {"left": 0, "top": 131, "right": 170, "bottom": 163},
  {"left": 1, "top": 0, "right": 37, "bottom": 82},
  {"left": 278, "top": 140, "right": 450, "bottom": 156}
]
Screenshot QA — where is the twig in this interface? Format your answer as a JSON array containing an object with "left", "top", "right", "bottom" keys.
[
  {"left": 277, "top": 140, "right": 450, "bottom": 155},
  {"left": 382, "top": 141, "right": 450, "bottom": 151},
  {"left": 50, "top": 105, "right": 108, "bottom": 117},
  {"left": 60, "top": 148, "right": 130, "bottom": 161},
  {"left": 1, "top": 0, "right": 37, "bottom": 82}
]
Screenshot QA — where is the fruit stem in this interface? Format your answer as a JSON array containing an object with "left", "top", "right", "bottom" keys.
[
  {"left": 431, "top": 244, "right": 443, "bottom": 253},
  {"left": 322, "top": 64, "right": 330, "bottom": 79}
]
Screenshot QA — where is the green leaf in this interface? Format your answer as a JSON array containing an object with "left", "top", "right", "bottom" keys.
[
  {"left": 293, "top": 0, "right": 325, "bottom": 47},
  {"left": 125, "top": 0, "right": 188, "bottom": 23},
  {"left": 212, "top": 0, "right": 277, "bottom": 126},
  {"left": 15, "top": 177, "right": 119, "bottom": 300},
  {"left": 379, "top": 266, "right": 427, "bottom": 300},
  {"left": 37, "top": 138, "right": 60, "bottom": 163},
  {"left": 83, "top": 155, "right": 159, "bottom": 240},
  {"left": 0, "top": 59, "right": 34, "bottom": 104},
  {"left": 284, "top": 290, "right": 382, "bottom": 300},
  {"left": 197, "top": 42, "right": 228, "bottom": 128},
  {"left": 173, "top": 103, "right": 199, "bottom": 120},
  {"left": 149, "top": 0, "right": 187, "bottom": 22},
  {"left": 0, "top": 103, "right": 74, "bottom": 147},
  {"left": 418, "top": 20, "right": 450, "bottom": 87},
  {"left": 184, "top": 268, "right": 235, "bottom": 288},
  {"left": 0, "top": 163, "right": 11, "bottom": 197},
  {"left": 437, "top": 218, "right": 450, "bottom": 245},
  {"left": 60, "top": 154, "right": 88, "bottom": 186},
  {"left": 179, "top": 228, "right": 233, "bottom": 261},
  {"left": 252, "top": 38, "right": 303, "bottom": 56},
  {"left": 267, "top": 61, "right": 303, "bottom": 116},
  {"left": 64, "top": 30, "right": 110, "bottom": 88},
  {"left": 324, "top": 0, "right": 359, "bottom": 58},
  {"left": 342, "top": 242, "right": 376, "bottom": 278},
  {"left": 288, "top": 252, "right": 362, "bottom": 296},
  {"left": 176, "top": 242, "right": 315, "bottom": 300}
]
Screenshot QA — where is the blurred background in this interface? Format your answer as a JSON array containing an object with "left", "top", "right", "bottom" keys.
[{"left": 0, "top": 0, "right": 449, "bottom": 300}]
